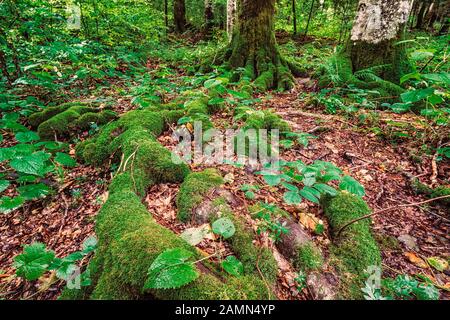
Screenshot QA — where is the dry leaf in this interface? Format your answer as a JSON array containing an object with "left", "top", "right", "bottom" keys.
[{"left": 404, "top": 252, "right": 428, "bottom": 269}]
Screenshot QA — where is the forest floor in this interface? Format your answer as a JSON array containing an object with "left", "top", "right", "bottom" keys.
[{"left": 1, "top": 54, "right": 449, "bottom": 300}]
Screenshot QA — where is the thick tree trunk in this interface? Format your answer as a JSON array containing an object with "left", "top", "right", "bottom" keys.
[
  {"left": 224, "top": 0, "right": 296, "bottom": 90},
  {"left": 226, "top": 0, "right": 237, "bottom": 40},
  {"left": 350, "top": 0, "right": 414, "bottom": 82},
  {"left": 174, "top": 0, "right": 187, "bottom": 33}
]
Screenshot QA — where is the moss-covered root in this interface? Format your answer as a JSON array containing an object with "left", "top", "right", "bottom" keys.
[
  {"left": 316, "top": 50, "right": 404, "bottom": 99},
  {"left": 30, "top": 102, "right": 118, "bottom": 140},
  {"left": 176, "top": 169, "right": 224, "bottom": 222},
  {"left": 322, "top": 192, "right": 381, "bottom": 299}
]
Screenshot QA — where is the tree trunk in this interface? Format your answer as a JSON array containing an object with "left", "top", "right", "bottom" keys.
[
  {"left": 292, "top": 0, "right": 297, "bottom": 35},
  {"left": 174, "top": 0, "right": 187, "bottom": 33},
  {"left": 164, "top": 0, "right": 168, "bottom": 30},
  {"left": 350, "top": 0, "right": 414, "bottom": 82},
  {"left": 226, "top": 0, "right": 237, "bottom": 40},
  {"left": 224, "top": 0, "right": 296, "bottom": 90},
  {"left": 205, "top": 0, "right": 214, "bottom": 28},
  {"left": 304, "top": 0, "right": 315, "bottom": 38},
  {"left": 415, "top": 0, "right": 430, "bottom": 29}
]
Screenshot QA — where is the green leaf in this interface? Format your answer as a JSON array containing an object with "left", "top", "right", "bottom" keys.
[
  {"left": 258, "top": 172, "right": 282, "bottom": 186},
  {"left": 401, "top": 88, "right": 435, "bottom": 104},
  {"left": 18, "top": 183, "right": 50, "bottom": 200},
  {"left": 0, "top": 180, "right": 9, "bottom": 193},
  {"left": 302, "top": 174, "right": 316, "bottom": 187},
  {"left": 212, "top": 217, "right": 236, "bottom": 239},
  {"left": 283, "top": 190, "right": 302, "bottom": 205},
  {"left": 14, "top": 243, "right": 55, "bottom": 280},
  {"left": 244, "top": 191, "right": 256, "bottom": 199},
  {"left": 299, "top": 187, "right": 320, "bottom": 204},
  {"left": 144, "top": 248, "right": 199, "bottom": 289},
  {"left": 204, "top": 79, "right": 222, "bottom": 89},
  {"left": 426, "top": 257, "right": 448, "bottom": 272},
  {"left": 0, "top": 196, "right": 25, "bottom": 214},
  {"left": 15, "top": 131, "right": 40, "bottom": 143},
  {"left": 222, "top": 256, "right": 244, "bottom": 277},
  {"left": 10, "top": 151, "right": 51, "bottom": 176},
  {"left": 339, "top": 176, "right": 365, "bottom": 196},
  {"left": 82, "top": 236, "right": 98, "bottom": 254},
  {"left": 313, "top": 183, "right": 337, "bottom": 196},
  {"left": 56, "top": 263, "right": 78, "bottom": 281},
  {"left": 55, "top": 152, "right": 77, "bottom": 167}
]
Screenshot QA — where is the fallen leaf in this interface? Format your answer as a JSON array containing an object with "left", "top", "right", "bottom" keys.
[
  {"left": 427, "top": 257, "right": 448, "bottom": 272},
  {"left": 405, "top": 252, "right": 428, "bottom": 269}
]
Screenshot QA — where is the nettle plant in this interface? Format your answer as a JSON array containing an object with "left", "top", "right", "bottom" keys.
[
  {"left": 13, "top": 237, "right": 97, "bottom": 289},
  {"left": 257, "top": 159, "right": 365, "bottom": 207},
  {"left": 0, "top": 111, "right": 77, "bottom": 213},
  {"left": 145, "top": 217, "right": 244, "bottom": 290}
]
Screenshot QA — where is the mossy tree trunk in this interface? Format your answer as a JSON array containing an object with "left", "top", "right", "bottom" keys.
[
  {"left": 349, "top": 0, "right": 414, "bottom": 83},
  {"left": 174, "top": 0, "right": 187, "bottom": 33},
  {"left": 224, "top": 0, "right": 298, "bottom": 91},
  {"left": 226, "top": 0, "right": 237, "bottom": 40}
]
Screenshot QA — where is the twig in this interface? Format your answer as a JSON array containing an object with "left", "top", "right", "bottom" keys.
[
  {"left": 430, "top": 139, "right": 443, "bottom": 187},
  {"left": 336, "top": 195, "right": 450, "bottom": 238}
]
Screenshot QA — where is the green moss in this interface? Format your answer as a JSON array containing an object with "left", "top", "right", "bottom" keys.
[
  {"left": 431, "top": 186, "right": 450, "bottom": 205},
  {"left": 28, "top": 104, "right": 72, "bottom": 128},
  {"left": 37, "top": 105, "right": 95, "bottom": 140},
  {"left": 243, "top": 110, "right": 290, "bottom": 132},
  {"left": 295, "top": 243, "right": 324, "bottom": 272},
  {"left": 176, "top": 169, "right": 224, "bottom": 222},
  {"left": 225, "top": 212, "right": 278, "bottom": 284},
  {"left": 75, "top": 110, "right": 117, "bottom": 130},
  {"left": 322, "top": 191, "right": 381, "bottom": 299}
]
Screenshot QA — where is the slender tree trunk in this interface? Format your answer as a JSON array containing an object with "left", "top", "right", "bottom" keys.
[
  {"left": 205, "top": 0, "right": 214, "bottom": 29},
  {"left": 292, "top": 0, "right": 297, "bottom": 35},
  {"left": 304, "top": 0, "right": 315, "bottom": 38},
  {"left": 415, "top": 0, "right": 430, "bottom": 29},
  {"left": 226, "top": 0, "right": 237, "bottom": 40},
  {"left": 164, "top": 0, "right": 168, "bottom": 30},
  {"left": 224, "top": 0, "right": 296, "bottom": 90},
  {"left": 174, "top": 0, "right": 187, "bottom": 33},
  {"left": 0, "top": 49, "right": 11, "bottom": 86},
  {"left": 350, "top": 0, "right": 414, "bottom": 82}
]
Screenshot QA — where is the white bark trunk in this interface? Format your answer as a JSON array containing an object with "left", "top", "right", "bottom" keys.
[
  {"left": 351, "top": 0, "right": 413, "bottom": 44},
  {"left": 226, "top": 0, "right": 237, "bottom": 41}
]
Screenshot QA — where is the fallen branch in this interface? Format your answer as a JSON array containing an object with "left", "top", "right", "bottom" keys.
[{"left": 336, "top": 195, "right": 450, "bottom": 238}]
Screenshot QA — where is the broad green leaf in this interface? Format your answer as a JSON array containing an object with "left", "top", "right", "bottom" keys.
[
  {"left": 180, "top": 225, "right": 211, "bottom": 246},
  {"left": 212, "top": 217, "right": 235, "bottom": 239},
  {"left": 339, "top": 176, "right": 365, "bottom": 196},
  {"left": 10, "top": 151, "right": 51, "bottom": 176},
  {"left": 0, "top": 196, "right": 25, "bottom": 214},
  {"left": 204, "top": 79, "right": 222, "bottom": 89},
  {"left": 15, "top": 131, "right": 40, "bottom": 143},
  {"left": 313, "top": 183, "right": 337, "bottom": 196},
  {"left": 0, "top": 180, "right": 9, "bottom": 193},
  {"left": 55, "top": 152, "right": 77, "bottom": 167},
  {"left": 144, "top": 248, "right": 199, "bottom": 290},
  {"left": 401, "top": 88, "right": 435, "bottom": 104},
  {"left": 18, "top": 183, "right": 50, "bottom": 200},
  {"left": 299, "top": 187, "right": 319, "bottom": 204},
  {"left": 14, "top": 243, "right": 55, "bottom": 280},
  {"left": 82, "top": 236, "right": 98, "bottom": 254},
  {"left": 222, "top": 256, "right": 244, "bottom": 277},
  {"left": 261, "top": 173, "right": 282, "bottom": 186},
  {"left": 56, "top": 263, "right": 78, "bottom": 281},
  {"left": 426, "top": 257, "right": 448, "bottom": 272},
  {"left": 283, "top": 190, "right": 302, "bottom": 205}
]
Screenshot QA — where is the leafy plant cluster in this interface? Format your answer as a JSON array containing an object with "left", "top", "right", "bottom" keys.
[
  {"left": 362, "top": 274, "right": 440, "bottom": 301},
  {"left": 257, "top": 159, "right": 365, "bottom": 207},
  {"left": 252, "top": 202, "right": 290, "bottom": 243},
  {"left": 0, "top": 110, "right": 77, "bottom": 213},
  {"left": 14, "top": 236, "right": 97, "bottom": 288},
  {"left": 145, "top": 217, "right": 244, "bottom": 290}
]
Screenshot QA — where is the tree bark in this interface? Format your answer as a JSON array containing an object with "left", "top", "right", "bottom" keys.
[
  {"left": 226, "top": 0, "right": 237, "bottom": 40},
  {"left": 350, "top": 0, "right": 414, "bottom": 82},
  {"left": 224, "top": 0, "right": 296, "bottom": 90},
  {"left": 292, "top": 0, "right": 297, "bottom": 35},
  {"left": 174, "top": 0, "right": 187, "bottom": 33}
]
